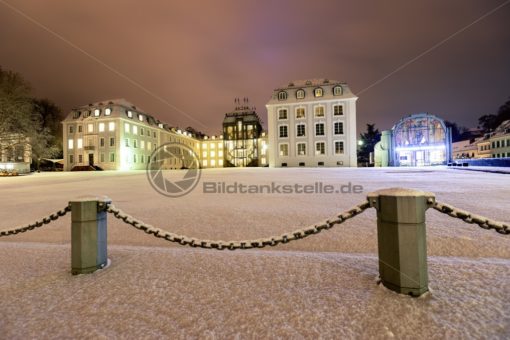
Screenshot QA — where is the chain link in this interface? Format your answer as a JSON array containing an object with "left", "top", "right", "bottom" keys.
[
  {"left": 106, "top": 201, "right": 371, "bottom": 250},
  {"left": 431, "top": 200, "right": 509, "bottom": 235},
  {"left": 0, "top": 205, "right": 72, "bottom": 237}
]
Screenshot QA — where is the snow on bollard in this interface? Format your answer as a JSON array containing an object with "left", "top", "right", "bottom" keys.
[
  {"left": 367, "top": 188, "right": 434, "bottom": 297},
  {"left": 70, "top": 196, "right": 111, "bottom": 275}
]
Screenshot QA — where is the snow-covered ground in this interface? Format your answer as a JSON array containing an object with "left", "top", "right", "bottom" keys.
[{"left": 0, "top": 167, "right": 509, "bottom": 338}]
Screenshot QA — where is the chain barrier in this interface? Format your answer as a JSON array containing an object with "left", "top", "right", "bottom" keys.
[
  {"left": 431, "top": 200, "right": 510, "bottom": 235},
  {"left": 106, "top": 201, "right": 372, "bottom": 250},
  {"left": 0, "top": 205, "right": 71, "bottom": 237}
]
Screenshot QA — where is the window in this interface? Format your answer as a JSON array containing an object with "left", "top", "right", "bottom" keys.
[
  {"left": 133, "top": 140, "right": 138, "bottom": 148},
  {"left": 202, "top": 143, "right": 207, "bottom": 149},
  {"left": 100, "top": 153, "right": 105, "bottom": 163},
  {"left": 69, "top": 155, "right": 74, "bottom": 163},
  {"left": 279, "top": 125, "right": 288, "bottom": 138},
  {"left": 78, "top": 125, "right": 82, "bottom": 133},
  {"left": 88, "top": 124, "right": 94, "bottom": 133},
  {"left": 218, "top": 150, "right": 223, "bottom": 157},
  {"left": 296, "top": 89, "right": 305, "bottom": 99},
  {"left": 109, "top": 122, "right": 115, "bottom": 131},
  {"left": 77, "top": 138, "right": 83, "bottom": 149},
  {"left": 133, "top": 154, "right": 137, "bottom": 163},
  {"left": 125, "top": 123, "right": 130, "bottom": 133},
  {"left": 99, "top": 123, "right": 105, "bottom": 132},
  {"left": 110, "top": 137, "right": 115, "bottom": 147},
  {"left": 297, "top": 143, "right": 307, "bottom": 156},
  {"left": 334, "top": 122, "right": 344, "bottom": 135},
  {"left": 68, "top": 139, "right": 74, "bottom": 149},
  {"left": 153, "top": 131, "right": 156, "bottom": 138},
  {"left": 211, "top": 143, "right": 216, "bottom": 149},
  {"left": 69, "top": 126, "right": 74, "bottom": 134},
  {"left": 296, "top": 124, "right": 306, "bottom": 137},
  {"left": 73, "top": 111, "right": 80, "bottom": 119},
  {"left": 133, "top": 125, "right": 138, "bottom": 135},
  {"left": 278, "top": 91, "right": 288, "bottom": 100},
  {"left": 125, "top": 139, "right": 129, "bottom": 147},
  {"left": 296, "top": 108, "right": 305, "bottom": 119},
  {"left": 100, "top": 138, "right": 105, "bottom": 147},
  {"left": 316, "top": 142, "right": 325, "bottom": 155},
  {"left": 219, "top": 159, "right": 223, "bottom": 166},
  {"left": 127, "top": 110, "right": 133, "bottom": 118},
  {"left": 315, "top": 123, "right": 325, "bottom": 136},
  {"left": 279, "top": 144, "right": 289, "bottom": 156},
  {"left": 94, "top": 109, "right": 100, "bottom": 117},
  {"left": 138, "top": 114, "right": 144, "bottom": 122},
  {"left": 278, "top": 109, "right": 288, "bottom": 120},
  {"left": 105, "top": 108, "right": 111, "bottom": 116},
  {"left": 141, "top": 155, "right": 145, "bottom": 164},
  {"left": 299, "top": 162, "right": 305, "bottom": 167},
  {"left": 148, "top": 141, "right": 152, "bottom": 150},
  {"left": 333, "top": 86, "right": 343, "bottom": 96},
  {"left": 140, "top": 128, "right": 144, "bottom": 136},
  {"left": 211, "top": 159, "right": 216, "bottom": 167},
  {"left": 335, "top": 141, "right": 344, "bottom": 154},
  {"left": 141, "top": 141, "right": 145, "bottom": 149},
  {"left": 203, "top": 160, "right": 208, "bottom": 167},
  {"left": 314, "top": 87, "right": 323, "bottom": 97},
  {"left": 202, "top": 151, "right": 207, "bottom": 158},
  {"left": 78, "top": 155, "right": 83, "bottom": 163},
  {"left": 314, "top": 106, "right": 325, "bottom": 117},
  {"left": 110, "top": 153, "right": 115, "bottom": 162},
  {"left": 333, "top": 105, "right": 343, "bottom": 116},
  {"left": 210, "top": 151, "right": 216, "bottom": 157}
]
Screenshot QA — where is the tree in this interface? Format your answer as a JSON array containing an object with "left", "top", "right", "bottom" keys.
[
  {"left": 33, "top": 98, "right": 64, "bottom": 158},
  {"left": 358, "top": 123, "right": 381, "bottom": 165},
  {"left": 0, "top": 66, "right": 60, "bottom": 169},
  {"left": 444, "top": 120, "right": 467, "bottom": 143},
  {"left": 478, "top": 97, "right": 510, "bottom": 132}
]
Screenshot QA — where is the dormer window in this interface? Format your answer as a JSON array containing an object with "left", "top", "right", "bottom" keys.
[
  {"left": 314, "top": 87, "right": 323, "bottom": 97},
  {"left": 277, "top": 91, "right": 288, "bottom": 101},
  {"left": 83, "top": 111, "right": 90, "bottom": 118},
  {"left": 138, "top": 114, "right": 144, "bottom": 122},
  {"left": 158, "top": 123, "right": 163, "bottom": 128},
  {"left": 105, "top": 108, "right": 111, "bottom": 116},
  {"left": 73, "top": 111, "right": 80, "bottom": 119},
  {"left": 94, "top": 109, "right": 100, "bottom": 117},
  {"left": 296, "top": 89, "right": 305, "bottom": 99},
  {"left": 333, "top": 86, "right": 343, "bottom": 96},
  {"left": 127, "top": 110, "right": 133, "bottom": 118}
]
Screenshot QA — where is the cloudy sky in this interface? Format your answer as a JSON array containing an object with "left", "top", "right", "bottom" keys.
[{"left": 1, "top": 0, "right": 509, "bottom": 134}]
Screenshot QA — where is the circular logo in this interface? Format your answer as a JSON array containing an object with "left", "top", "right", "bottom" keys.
[{"left": 146, "top": 142, "right": 202, "bottom": 197}]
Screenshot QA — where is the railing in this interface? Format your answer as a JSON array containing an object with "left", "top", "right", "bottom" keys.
[{"left": 0, "top": 188, "right": 508, "bottom": 297}]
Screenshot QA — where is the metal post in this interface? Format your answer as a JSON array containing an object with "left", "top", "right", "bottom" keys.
[
  {"left": 70, "top": 196, "right": 111, "bottom": 275},
  {"left": 367, "top": 188, "right": 434, "bottom": 296}
]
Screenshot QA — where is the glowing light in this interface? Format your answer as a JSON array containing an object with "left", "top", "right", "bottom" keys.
[
  {"left": 357, "top": 140, "right": 363, "bottom": 146},
  {"left": 395, "top": 145, "right": 446, "bottom": 152}
]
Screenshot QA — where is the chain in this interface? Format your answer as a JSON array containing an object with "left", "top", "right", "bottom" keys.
[
  {"left": 0, "top": 205, "right": 72, "bottom": 237},
  {"left": 106, "top": 201, "right": 371, "bottom": 250},
  {"left": 431, "top": 200, "right": 509, "bottom": 235}
]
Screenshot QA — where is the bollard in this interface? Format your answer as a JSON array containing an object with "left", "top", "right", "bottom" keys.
[
  {"left": 367, "top": 188, "right": 434, "bottom": 296},
  {"left": 70, "top": 196, "right": 111, "bottom": 275}
]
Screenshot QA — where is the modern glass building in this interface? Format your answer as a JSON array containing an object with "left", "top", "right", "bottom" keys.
[{"left": 374, "top": 113, "right": 452, "bottom": 167}]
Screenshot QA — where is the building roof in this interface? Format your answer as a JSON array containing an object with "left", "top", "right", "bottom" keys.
[{"left": 267, "top": 79, "right": 357, "bottom": 104}]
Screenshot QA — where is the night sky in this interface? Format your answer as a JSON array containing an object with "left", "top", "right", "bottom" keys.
[{"left": 1, "top": 0, "right": 509, "bottom": 135}]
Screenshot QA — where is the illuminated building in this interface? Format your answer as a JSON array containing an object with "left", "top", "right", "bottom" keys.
[
  {"left": 374, "top": 113, "right": 452, "bottom": 167},
  {"left": 222, "top": 99, "right": 268, "bottom": 167},
  {"left": 0, "top": 133, "right": 31, "bottom": 173},
  {"left": 266, "top": 79, "right": 358, "bottom": 167}
]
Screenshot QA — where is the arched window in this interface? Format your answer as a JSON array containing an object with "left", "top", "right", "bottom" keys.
[
  {"left": 94, "top": 109, "right": 100, "bottom": 117},
  {"left": 314, "top": 87, "right": 323, "bottom": 97},
  {"left": 105, "top": 108, "right": 112, "bottom": 116},
  {"left": 278, "top": 91, "right": 288, "bottom": 100},
  {"left": 333, "top": 86, "right": 343, "bottom": 96},
  {"left": 296, "top": 89, "right": 305, "bottom": 99}
]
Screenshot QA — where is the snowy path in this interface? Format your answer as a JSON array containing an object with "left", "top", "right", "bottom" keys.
[{"left": 0, "top": 168, "right": 509, "bottom": 338}]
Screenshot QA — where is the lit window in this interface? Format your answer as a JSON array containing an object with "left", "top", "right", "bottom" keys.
[
  {"left": 296, "top": 108, "right": 305, "bottom": 119},
  {"left": 105, "top": 108, "right": 111, "bottom": 116},
  {"left": 316, "top": 142, "right": 325, "bottom": 155},
  {"left": 279, "top": 144, "right": 289, "bottom": 156},
  {"left": 203, "top": 151, "right": 207, "bottom": 158},
  {"left": 210, "top": 151, "right": 216, "bottom": 157},
  {"left": 279, "top": 125, "right": 288, "bottom": 138},
  {"left": 109, "top": 122, "right": 115, "bottom": 131},
  {"left": 314, "top": 106, "right": 325, "bottom": 117},
  {"left": 297, "top": 143, "right": 307, "bottom": 156},
  {"left": 77, "top": 138, "right": 83, "bottom": 149},
  {"left": 219, "top": 159, "right": 223, "bottom": 166},
  {"left": 141, "top": 141, "right": 145, "bottom": 149},
  {"left": 278, "top": 91, "right": 288, "bottom": 100},
  {"left": 148, "top": 142, "right": 152, "bottom": 150},
  {"left": 125, "top": 123, "right": 130, "bottom": 133},
  {"left": 334, "top": 122, "right": 344, "bottom": 135},
  {"left": 94, "top": 109, "right": 100, "bottom": 116},
  {"left": 333, "top": 105, "right": 343, "bottom": 116},
  {"left": 278, "top": 109, "right": 288, "bottom": 120},
  {"left": 335, "top": 141, "right": 344, "bottom": 154},
  {"left": 127, "top": 111, "right": 133, "bottom": 118},
  {"left": 297, "top": 124, "right": 306, "bottom": 137},
  {"left": 314, "top": 88, "right": 323, "bottom": 97},
  {"left": 88, "top": 124, "right": 94, "bottom": 133},
  {"left": 138, "top": 114, "right": 143, "bottom": 122},
  {"left": 211, "top": 143, "right": 216, "bottom": 149},
  {"left": 315, "top": 123, "right": 325, "bottom": 136},
  {"left": 68, "top": 139, "right": 74, "bottom": 149},
  {"left": 333, "top": 86, "right": 343, "bottom": 96},
  {"left": 218, "top": 150, "right": 223, "bottom": 157},
  {"left": 203, "top": 160, "right": 208, "bottom": 167},
  {"left": 296, "top": 89, "right": 305, "bottom": 99},
  {"left": 99, "top": 123, "right": 105, "bottom": 132},
  {"left": 211, "top": 159, "right": 216, "bottom": 167},
  {"left": 133, "top": 125, "right": 138, "bottom": 134},
  {"left": 158, "top": 123, "right": 163, "bottom": 128},
  {"left": 202, "top": 143, "right": 207, "bottom": 149}
]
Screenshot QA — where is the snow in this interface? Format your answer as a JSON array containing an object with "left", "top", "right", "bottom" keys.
[{"left": 0, "top": 167, "right": 509, "bottom": 338}]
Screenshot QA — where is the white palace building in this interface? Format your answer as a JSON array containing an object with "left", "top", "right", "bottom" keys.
[{"left": 266, "top": 79, "right": 358, "bottom": 167}]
